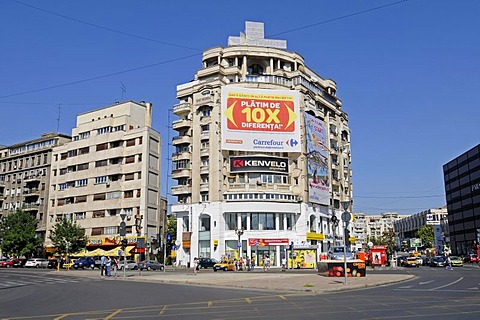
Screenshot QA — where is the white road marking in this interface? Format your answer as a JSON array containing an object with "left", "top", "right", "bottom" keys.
[
  {"left": 419, "top": 280, "right": 434, "bottom": 285},
  {"left": 429, "top": 277, "right": 463, "bottom": 291}
]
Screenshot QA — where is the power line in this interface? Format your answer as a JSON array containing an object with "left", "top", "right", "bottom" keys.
[
  {"left": 8, "top": 0, "right": 202, "bottom": 51},
  {"left": 1, "top": 1, "right": 408, "bottom": 99},
  {"left": 268, "top": 0, "right": 408, "bottom": 37},
  {"left": 0, "top": 53, "right": 201, "bottom": 99}
]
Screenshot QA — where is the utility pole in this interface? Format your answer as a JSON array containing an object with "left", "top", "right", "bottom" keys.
[{"left": 341, "top": 201, "right": 351, "bottom": 286}]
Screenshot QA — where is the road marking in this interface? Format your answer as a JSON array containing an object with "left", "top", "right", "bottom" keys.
[
  {"left": 208, "top": 301, "right": 213, "bottom": 307},
  {"left": 103, "top": 308, "right": 122, "bottom": 319},
  {"left": 398, "top": 285, "right": 413, "bottom": 289},
  {"left": 159, "top": 305, "right": 168, "bottom": 315},
  {"left": 468, "top": 287, "right": 479, "bottom": 290},
  {"left": 429, "top": 277, "right": 463, "bottom": 291},
  {"left": 245, "top": 298, "right": 252, "bottom": 304},
  {"left": 419, "top": 280, "right": 434, "bottom": 285}
]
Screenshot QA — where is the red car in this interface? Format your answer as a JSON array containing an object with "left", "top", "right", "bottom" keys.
[
  {"left": 469, "top": 254, "right": 478, "bottom": 263},
  {"left": 0, "top": 258, "right": 15, "bottom": 268}
]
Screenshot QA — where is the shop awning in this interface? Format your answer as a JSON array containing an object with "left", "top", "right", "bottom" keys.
[{"left": 104, "top": 246, "right": 135, "bottom": 256}]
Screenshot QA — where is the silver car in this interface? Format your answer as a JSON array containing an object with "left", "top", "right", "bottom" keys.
[
  {"left": 117, "top": 259, "right": 138, "bottom": 270},
  {"left": 25, "top": 258, "right": 48, "bottom": 268},
  {"left": 328, "top": 246, "right": 355, "bottom": 260}
]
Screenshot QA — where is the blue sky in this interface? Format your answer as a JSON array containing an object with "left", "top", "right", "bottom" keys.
[{"left": 1, "top": 0, "right": 479, "bottom": 215}]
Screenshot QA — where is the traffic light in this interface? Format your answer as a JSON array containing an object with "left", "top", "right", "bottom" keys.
[
  {"left": 121, "top": 238, "right": 127, "bottom": 250},
  {"left": 345, "top": 229, "right": 351, "bottom": 246}
]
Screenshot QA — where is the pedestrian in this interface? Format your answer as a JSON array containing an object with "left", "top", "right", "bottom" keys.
[
  {"left": 266, "top": 255, "right": 271, "bottom": 271},
  {"left": 246, "top": 257, "right": 251, "bottom": 271},
  {"left": 193, "top": 257, "right": 199, "bottom": 274},
  {"left": 105, "top": 256, "right": 112, "bottom": 277},
  {"left": 100, "top": 255, "right": 106, "bottom": 277},
  {"left": 251, "top": 256, "right": 255, "bottom": 271},
  {"left": 239, "top": 257, "right": 244, "bottom": 271},
  {"left": 112, "top": 257, "right": 118, "bottom": 277},
  {"left": 446, "top": 256, "right": 453, "bottom": 270},
  {"left": 281, "top": 257, "right": 287, "bottom": 271}
]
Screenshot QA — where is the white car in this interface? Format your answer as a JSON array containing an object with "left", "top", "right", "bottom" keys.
[
  {"left": 328, "top": 246, "right": 355, "bottom": 260},
  {"left": 25, "top": 258, "right": 48, "bottom": 268},
  {"left": 117, "top": 259, "right": 138, "bottom": 270}
]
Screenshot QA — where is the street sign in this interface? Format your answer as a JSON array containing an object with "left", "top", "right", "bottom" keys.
[
  {"left": 426, "top": 221, "right": 440, "bottom": 225},
  {"left": 167, "top": 233, "right": 172, "bottom": 242},
  {"left": 341, "top": 211, "right": 351, "bottom": 222},
  {"left": 237, "top": 242, "right": 242, "bottom": 248},
  {"left": 117, "top": 249, "right": 123, "bottom": 256}
]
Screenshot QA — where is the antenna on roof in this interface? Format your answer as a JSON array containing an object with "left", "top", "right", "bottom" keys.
[
  {"left": 121, "top": 82, "right": 127, "bottom": 101},
  {"left": 57, "top": 104, "right": 61, "bottom": 133}
]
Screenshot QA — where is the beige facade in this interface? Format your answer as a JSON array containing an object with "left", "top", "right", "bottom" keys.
[
  {"left": 352, "top": 212, "right": 409, "bottom": 250},
  {"left": 46, "top": 101, "right": 163, "bottom": 255},
  {"left": 171, "top": 22, "right": 353, "bottom": 267},
  {"left": 0, "top": 133, "right": 71, "bottom": 242}
]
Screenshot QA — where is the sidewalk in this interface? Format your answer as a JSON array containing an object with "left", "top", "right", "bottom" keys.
[{"left": 64, "top": 268, "right": 414, "bottom": 294}]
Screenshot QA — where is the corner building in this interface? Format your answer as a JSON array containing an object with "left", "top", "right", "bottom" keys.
[
  {"left": 47, "top": 101, "right": 163, "bottom": 256},
  {"left": 171, "top": 22, "right": 353, "bottom": 267}
]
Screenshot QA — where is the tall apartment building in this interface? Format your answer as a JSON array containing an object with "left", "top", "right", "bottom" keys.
[
  {"left": 46, "top": 101, "right": 163, "bottom": 257},
  {"left": 352, "top": 212, "right": 408, "bottom": 251},
  {"left": 171, "top": 22, "right": 353, "bottom": 267},
  {"left": 443, "top": 144, "right": 480, "bottom": 256},
  {"left": 0, "top": 133, "right": 71, "bottom": 244}
]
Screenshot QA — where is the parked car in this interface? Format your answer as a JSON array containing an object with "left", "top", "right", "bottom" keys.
[
  {"left": 25, "top": 258, "right": 48, "bottom": 268},
  {"left": 198, "top": 258, "right": 218, "bottom": 269},
  {"left": 405, "top": 257, "right": 420, "bottom": 267},
  {"left": 213, "top": 260, "right": 235, "bottom": 272},
  {"left": 73, "top": 257, "right": 97, "bottom": 270},
  {"left": 466, "top": 254, "right": 478, "bottom": 263},
  {"left": 13, "top": 258, "right": 27, "bottom": 268},
  {"left": 138, "top": 260, "right": 164, "bottom": 271},
  {"left": 47, "top": 259, "right": 59, "bottom": 269},
  {"left": 0, "top": 258, "right": 15, "bottom": 268},
  {"left": 328, "top": 246, "right": 355, "bottom": 261},
  {"left": 450, "top": 256, "right": 463, "bottom": 267},
  {"left": 429, "top": 256, "right": 446, "bottom": 267},
  {"left": 62, "top": 258, "right": 77, "bottom": 269},
  {"left": 117, "top": 259, "right": 138, "bottom": 270}
]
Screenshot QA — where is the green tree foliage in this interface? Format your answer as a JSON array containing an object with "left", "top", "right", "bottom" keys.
[
  {"left": 0, "top": 210, "right": 42, "bottom": 257},
  {"left": 166, "top": 214, "right": 177, "bottom": 243},
  {"left": 416, "top": 225, "right": 434, "bottom": 248},
  {"left": 50, "top": 219, "right": 87, "bottom": 255},
  {"left": 381, "top": 228, "right": 398, "bottom": 253}
]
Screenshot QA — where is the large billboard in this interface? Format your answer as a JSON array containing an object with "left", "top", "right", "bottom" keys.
[
  {"left": 221, "top": 87, "right": 301, "bottom": 152},
  {"left": 305, "top": 113, "right": 330, "bottom": 205},
  {"left": 230, "top": 156, "right": 288, "bottom": 174}
]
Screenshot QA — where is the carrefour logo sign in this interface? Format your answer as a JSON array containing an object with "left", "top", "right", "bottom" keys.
[{"left": 230, "top": 156, "right": 288, "bottom": 174}]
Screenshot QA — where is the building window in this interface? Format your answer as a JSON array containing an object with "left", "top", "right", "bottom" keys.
[
  {"left": 93, "top": 210, "right": 105, "bottom": 218},
  {"left": 106, "top": 191, "right": 121, "bottom": 199},
  {"left": 104, "top": 226, "right": 117, "bottom": 235},
  {"left": 79, "top": 147, "right": 89, "bottom": 155},
  {"left": 125, "top": 173, "right": 134, "bottom": 181},
  {"left": 248, "top": 64, "right": 264, "bottom": 75},
  {"left": 125, "top": 156, "right": 135, "bottom": 164},
  {"left": 75, "top": 212, "right": 86, "bottom": 220},
  {"left": 95, "top": 176, "right": 108, "bottom": 184},
  {"left": 75, "top": 179, "right": 88, "bottom": 187},
  {"left": 76, "top": 195, "right": 87, "bottom": 203},
  {"left": 91, "top": 227, "right": 103, "bottom": 235},
  {"left": 97, "top": 126, "right": 111, "bottom": 135},
  {"left": 126, "top": 139, "right": 136, "bottom": 147},
  {"left": 110, "top": 140, "right": 122, "bottom": 148},
  {"left": 124, "top": 190, "right": 133, "bottom": 198},
  {"left": 93, "top": 193, "right": 106, "bottom": 201},
  {"left": 95, "top": 160, "right": 108, "bottom": 167},
  {"left": 96, "top": 143, "right": 108, "bottom": 151}
]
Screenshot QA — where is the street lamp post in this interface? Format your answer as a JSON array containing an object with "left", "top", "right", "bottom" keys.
[
  {"left": 120, "top": 213, "right": 127, "bottom": 278},
  {"left": 341, "top": 201, "right": 351, "bottom": 286},
  {"left": 235, "top": 229, "right": 244, "bottom": 260}
]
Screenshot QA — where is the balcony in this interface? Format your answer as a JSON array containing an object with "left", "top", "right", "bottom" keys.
[
  {"left": 171, "top": 168, "right": 191, "bottom": 179},
  {"left": 23, "top": 188, "right": 40, "bottom": 196},
  {"left": 200, "top": 165, "right": 209, "bottom": 174},
  {"left": 173, "top": 102, "right": 191, "bottom": 115},
  {"left": 172, "top": 119, "right": 192, "bottom": 131},
  {"left": 171, "top": 152, "right": 192, "bottom": 162},
  {"left": 200, "top": 148, "right": 209, "bottom": 157},
  {"left": 22, "top": 203, "right": 40, "bottom": 211},
  {"left": 228, "top": 183, "right": 292, "bottom": 192},
  {"left": 197, "top": 64, "right": 221, "bottom": 78},
  {"left": 200, "top": 183, "right": 209, "bottom": 192},
  {"left": 24, "top": 175, "right": 42, "bottom": 182},
  {"left": 172, "top": 135, "right": 191, "bottom": 146},
  {"left": 171, "top": 185, "right": 192, "bottom": 196}
]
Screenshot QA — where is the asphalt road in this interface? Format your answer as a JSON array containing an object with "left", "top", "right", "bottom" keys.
[{"left": 0, "top": 266, "right": 479, "bottom": 320}]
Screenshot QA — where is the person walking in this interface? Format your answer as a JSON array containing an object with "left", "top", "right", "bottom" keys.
[
  {"left": 446, "top": 255, "right": 453, "bottom": 270},
  {"left": 112, "top": 257, "right": 118, "bottom": 277},
  {"left": 100, "top": 255, "right": 106, "bottom": 277},
  {"left": 105, "top": 256, "right": 112, "bottom": 277},
  {"left": 193, "top": 257, "right": 199, "bottom": 274}
]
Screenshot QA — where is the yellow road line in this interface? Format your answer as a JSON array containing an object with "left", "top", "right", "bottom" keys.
[{"left": 103, "top": 309, "right": 122, "bottom": 320}]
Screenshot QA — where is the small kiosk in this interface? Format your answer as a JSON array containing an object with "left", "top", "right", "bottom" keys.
[{"left": 370, "top": 245, "right": 387, "bottom": 267}]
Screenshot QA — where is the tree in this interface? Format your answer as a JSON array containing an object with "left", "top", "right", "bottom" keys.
[
  {"left": 416, "top": 225, "right": 434, "bottom": 248},
  {"left": 381, "top": 228, "right": 398, "bottom": 254},
  {"left": 166, "top": 214, "right": 177, "bottom": 243},
  {"left": 50, "top": 219, "right": 87, "bottom": 255},
  {"left": 0, "top": 210, "right": 42, "bottom": 258}
]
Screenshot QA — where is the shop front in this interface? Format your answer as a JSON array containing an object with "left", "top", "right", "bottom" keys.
[{"left": 248, "top": 238, "right": 289, "bottom": 267}]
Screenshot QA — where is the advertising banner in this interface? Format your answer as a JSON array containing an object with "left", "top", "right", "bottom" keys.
[
  {"left": 248, "top": 238, "right": 289, "bottom": 246},
  {"left": 305, "top": 113, "right": 330, "bottom": 205},
  {"left": 230, "top": 156, "right": 288, "bottom": 174},
  {"left": 221, "top": 87, "right": 301, "bottom": 152}
]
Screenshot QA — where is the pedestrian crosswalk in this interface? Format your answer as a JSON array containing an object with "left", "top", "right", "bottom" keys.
[{"left": 0, "top": 273, "right": 101, "bottom": 289}]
